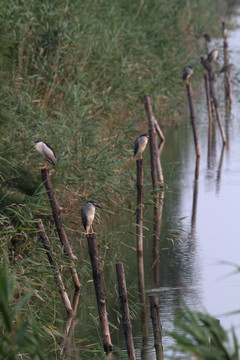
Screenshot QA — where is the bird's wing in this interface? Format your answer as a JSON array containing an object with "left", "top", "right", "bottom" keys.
[
  {"left": 134, "top": 138, "right": 139, "bottom": 157},
  {"left": 42, "top": 143, "right": 57, "bottom": 165},
  {"left": 81, "top": 206, "right": 87, "bottom": 230}
]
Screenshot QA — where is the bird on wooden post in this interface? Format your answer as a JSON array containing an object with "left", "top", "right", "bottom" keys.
[
  {"left": 134, "top": 134, "right": 149, "bottom": 160},
  {"left": 207, "top": 49, "right": 219, "bottom": 63},
  {"left": 81, "top": 201, "right": 101, "bottom": 234},
  {"left": 182, "top": 66, "right": 194, "bottom": 84},
  {"left": 31, "top": 140, "right": 57, "bottom": 168}
]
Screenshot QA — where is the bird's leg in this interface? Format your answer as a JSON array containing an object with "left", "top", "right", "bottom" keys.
[
  {"left": 41, "top": 162, "right": 48, "bottom": 169},
  {"left": 90, "top": 225, "right": 97, "bottom": 234}
]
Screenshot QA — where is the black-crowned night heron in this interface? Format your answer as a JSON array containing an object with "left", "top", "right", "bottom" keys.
[
  {"left": 81, "top": 200, "right": 101, "bottom": 234},
  {"left": 182, "top": 66, "right": 194, "bottom": 83},
  {"left": 207, "top": 49, "right": 219, "bottom": 63},
  {"left": 31, "top": 140, "right": 57, "bottom": 167},
  {"left": 220, "top": 63, "right": 233, "bottom": 73},
  {"left": 134, "top": 134, "right": 149, "bottom": 160},
  {"left": 223, "top": 28, "right": 228, "bottom": 38}
]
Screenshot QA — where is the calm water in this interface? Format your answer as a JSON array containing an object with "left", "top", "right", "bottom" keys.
[
  {"left": 68, "top": 10, "right": 240, "bottom": 360},
  {"left": 145, "top": 11, "right": 240, "bottom": 359}
]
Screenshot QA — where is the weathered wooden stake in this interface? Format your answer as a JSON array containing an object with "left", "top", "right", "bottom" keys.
[
  {"left": 87, "top": 233, "right": 112, "bottom": 354},
  {"left": 149, "top": 295, "right": 164, "bottom": 360},
  {"left": 37, "top": 221, "right": 73, "bottom": 316},
  {"left": 204, "top": 73, "right": 213, "bottom": 123},
  {"left": 41, "top": 168, "right": 80, "bottom": 290},
  {"left": 186, "top": 83, "right": 201, "bottom": 158},
  {"left": 222, "top": 22, "right": 232, "bottom": 103},
  {"left": 136, "top": 159, "right": 144, "bottom": 256},
  {"left": 135, "top": 158, "right": 148, "bottom": 351},
  {"left": 116, "top": 263, "right": 136, "bottom": 360},
  {"left": 144, "top": 95, "right": 161, "bottom": 191},
  {"left": 201, "top": 57, "right": 227, "bottom": 145},
  {"left": 144, "top": 95, "right": 165, "bottom": 242}
]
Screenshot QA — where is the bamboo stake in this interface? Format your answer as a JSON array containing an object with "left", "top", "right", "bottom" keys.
[
  {"left": 116, "top": 263, "right": 136, "bottom": 360},
  {"left": 186, "top": 82, "right": 201, "bottom": 158},
  {"left": 37, "top": 221, "right": 73, "bottom": 316},
  {"left": 87, "top": 233, "right": 112, "bottom": 354},
  {"left": 201, "top": 57, "right": 227, "bottom": 145},
  {"left": 149, "top": 295, "right": 164, "bottom": 360},
  {"left": 41, "top": 168, "right": 80, "bottom": 290}
]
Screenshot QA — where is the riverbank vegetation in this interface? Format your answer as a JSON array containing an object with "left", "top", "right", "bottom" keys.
[{"left": 0, "top": 0, "right": 238, "bottom": 358}]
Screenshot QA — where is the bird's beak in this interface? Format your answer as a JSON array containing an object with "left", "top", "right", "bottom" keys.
[
  {"left": 95, "top": 204, "right": 102, "bottom": 208},
  {"left": 30, "top": 144, "right": 35, "bottom": 148}
]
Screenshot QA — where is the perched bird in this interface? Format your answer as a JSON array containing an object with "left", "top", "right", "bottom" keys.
[
  {"left": 182, "top": 66, "right": 194, "bottom": 83},
  {"left": 207, "top": 49, "right": 219, "bottom": 63},
  {"left": 220, "top": 63, "right": 233, "bottom": 73},
  {"left": 134, "top": 134, "right": 149, "bottom": 160},
  {"left": 81, "top": 200, "right": 101, "bottom": 234},
  {"left": 203, "top": 33, "right": 211, "bottom": 42},
  {"left": 223, "top": 28, "right": 228, "bottom": 38},
  {"left": 31, "top": 140, "right": 57, "bottom": 167}
]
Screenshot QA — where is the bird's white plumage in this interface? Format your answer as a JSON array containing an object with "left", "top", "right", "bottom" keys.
[
  {"left": 34, "top": 141, "right": 56, "bottom": 165},
  {"left": 82, "top": 202, "right": 96, "bottom": 233},
  {"left": 208, "top": 49, "right": 219, "bottom": 63},
  {"left": 134, "top": 135, "right": 148, "bottom": 159}
]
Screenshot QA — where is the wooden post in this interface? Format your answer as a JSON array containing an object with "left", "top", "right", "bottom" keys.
[
  {"left": 37, "top": 221, "right": 73, "bottom": 316},
  {"left": 144, "top": 95, "right": 165, "bottom": 289},
  {"left": 222, "top": 22, "right": 232, "bottom": 103},
  {"left": 116, "top": 263, "right": 136, "bottom": 360},
  {"left": 41, "top": 168, "right": 80, "bottom": 290},
  {"left": 87, "top": 233, "right": 112, "bottom": 354},
  {"left": 204, "top": 73, "right": 213, "bottom": 124},
  {"left": 135, "top": 158, "right": 148, "bottom": 351},
  {"left": 144, "top": 95, "right": 161, "bottom": 191},
  {"left": 201, "top": 57, "right": 227, "bottom": 145},
  {"left": 144, "top": 96, "right": 162, "bottom": 243},
  {"left": 136, "top": 159, "right": 144, "bottom": 257},
  {"left": 149, "top": 295, "right": 164, "bottom": 360},
  {"left": 186, "top": 83, "right": 200, "bottom": 158}
]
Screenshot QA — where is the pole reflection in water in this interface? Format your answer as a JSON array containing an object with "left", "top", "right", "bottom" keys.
[
  {"left": 191, "top": 157, "right": 200, "bottom": 232},
  {"left": 207, "top": 118, "right": 217, "bottom": 177},
  {"left": 60, "top": 289, "right": 80, "bottom": 358},
  {"left": 216, "top": 144, "right": 226, "bottom": 194}
]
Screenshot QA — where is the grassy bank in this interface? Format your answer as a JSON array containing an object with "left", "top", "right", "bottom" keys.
[{"left": 0, "top": 0, "right": 238, "bottom": 358}]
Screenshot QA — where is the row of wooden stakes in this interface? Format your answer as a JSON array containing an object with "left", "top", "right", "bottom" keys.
[{"left": 36, "top": 92, "right": 165, "bottom": 358}]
